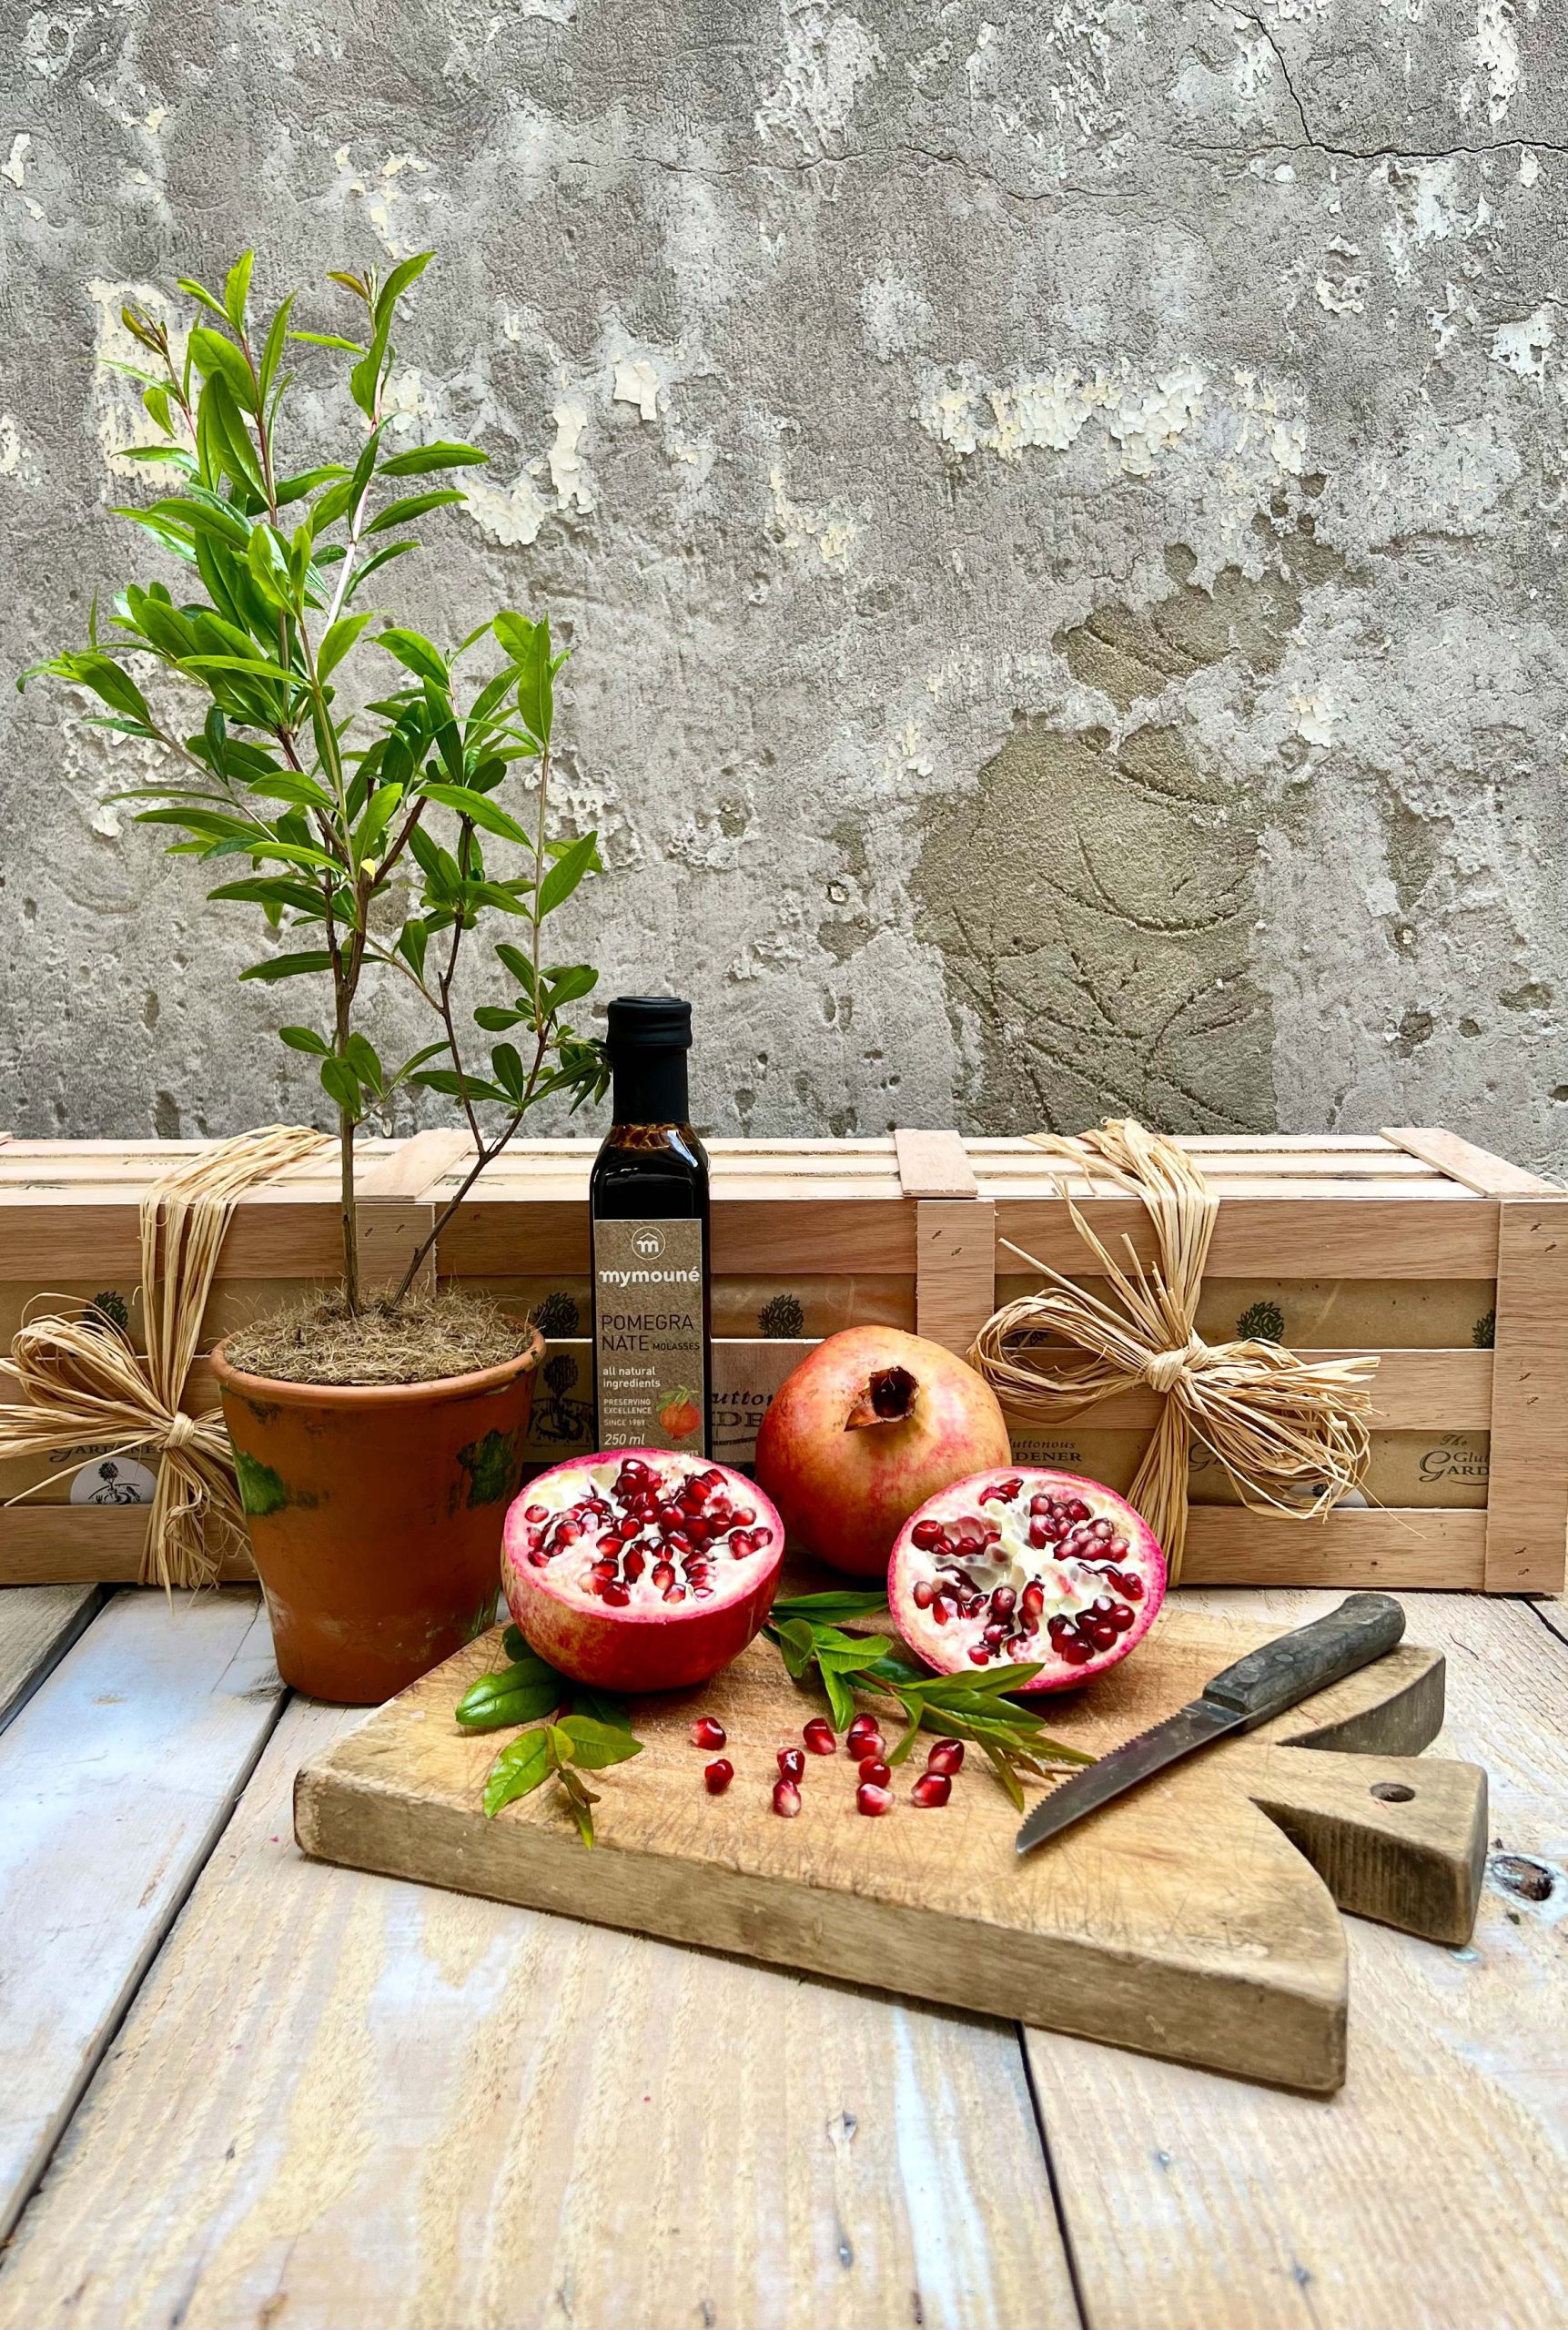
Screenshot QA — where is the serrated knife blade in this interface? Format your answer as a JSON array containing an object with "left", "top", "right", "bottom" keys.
[
  {"left": 1014, "top": 1591, "right": 1407, "bottom": 1858},
  {"left": 1015, "top": 1699, "right": 1241, "bottom": 1854}
]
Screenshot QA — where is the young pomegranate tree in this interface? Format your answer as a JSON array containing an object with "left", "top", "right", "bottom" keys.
[{"left": 25, "top": 250, "right": 606, "bottom": 1315}]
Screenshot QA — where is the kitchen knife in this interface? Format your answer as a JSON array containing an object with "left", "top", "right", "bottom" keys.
[{"left": 1015, "top": 1591, "right": 1406, "bottom": 1857}]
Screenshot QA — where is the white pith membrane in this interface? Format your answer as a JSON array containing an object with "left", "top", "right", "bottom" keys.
[
  {"left": 511, "top": 1451, "right": 782, "bottom": 1616},
  {"left": 891, "top": 1467, "right": 1166, "bottom": 1687}
]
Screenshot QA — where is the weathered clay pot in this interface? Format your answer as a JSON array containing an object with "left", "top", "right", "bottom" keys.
[{"left": 211, "top": 1329, "right": 543, "bottom": 1704}]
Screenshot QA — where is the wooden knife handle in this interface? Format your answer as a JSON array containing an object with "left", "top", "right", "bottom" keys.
[{"left": 1202, "top": 1593, "right": 1405, "bottom": 1730}]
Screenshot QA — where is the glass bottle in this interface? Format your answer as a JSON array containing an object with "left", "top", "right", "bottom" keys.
[{"left": 589, "top": 996, "right": 712, "bottom": 1455}]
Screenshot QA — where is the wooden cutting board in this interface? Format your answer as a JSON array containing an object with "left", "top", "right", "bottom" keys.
[{"left": 294, "top": 1606, "right": 1486, "bottom": 2092}]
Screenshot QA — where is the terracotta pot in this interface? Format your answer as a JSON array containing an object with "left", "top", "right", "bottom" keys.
[{"left": 211, "top": 1328, "right": 543, "bottom": 1704}]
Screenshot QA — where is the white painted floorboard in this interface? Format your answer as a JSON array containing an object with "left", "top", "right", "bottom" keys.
[{"left": 0, "top": 1587, "right": 282, "bottom": 2241}]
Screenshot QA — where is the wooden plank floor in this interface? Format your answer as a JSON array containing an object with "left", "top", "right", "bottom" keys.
[{"left": 0, "top": 1585, "right": 1562, "bottom": 2330}]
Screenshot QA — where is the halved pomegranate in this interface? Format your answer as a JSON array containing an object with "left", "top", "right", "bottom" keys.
[
  {"left": 502, "top": 1449, "right": 784, "bottom": 1691},
  {"left": 888, "top": 1467, "right": 1166, "bottom": 1692}
]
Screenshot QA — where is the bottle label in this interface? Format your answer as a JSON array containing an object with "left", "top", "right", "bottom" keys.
[{"left": 592, "top": 1218, "right": 706, "bottom": 1451}]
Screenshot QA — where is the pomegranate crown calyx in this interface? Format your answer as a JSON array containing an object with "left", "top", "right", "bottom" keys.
[{"left": 844, "top": 1363, "right": 919, "bottom": 1432}]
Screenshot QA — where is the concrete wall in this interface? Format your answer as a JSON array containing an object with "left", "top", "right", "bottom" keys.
[{"left": 3, "top": 0, "right": 1565, "bottom": 1174}]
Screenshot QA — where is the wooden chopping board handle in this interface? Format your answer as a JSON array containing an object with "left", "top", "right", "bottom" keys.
[{"left": 1243, "top": 1743, "right": 1488, "bottom": 1947}]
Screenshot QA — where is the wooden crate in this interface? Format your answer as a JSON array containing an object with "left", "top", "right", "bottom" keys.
[{"left": 0, "top": 1127, "right": 1562, "bottom": 1594}]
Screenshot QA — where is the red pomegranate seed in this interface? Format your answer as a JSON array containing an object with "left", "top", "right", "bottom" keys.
[
  {"left": 968, "top": 1646, "right": 991, "bottom": 1666},
  {"left": 857, "top": 1758, "right": 891, "bottom": 1787},
  {"left": 524, "top": 1504, "right": 548, "bottom": 1523},
  {"left": 601, "top": 1581, "right": 630, "bottom": 1607},
  {"left": 663, "top": 1585, "right": 685, "bottom": 1604},
  {"left": 623, "top": 1549, "right": 646, "bottom": 1583},
  {"left": 803, "top": 1717, "right": 836, "bottom": 1756},
  {"left": 910, "top": 1517, "right": 943, "bottom": 1550},
  {"left": 778, "top": 1747, "right": 805, "bottom": 1781},
  {"left": 1059, "top": 1639, "right": 1093, "bottom": 1666},
  {"left": 703, "top": 1758, "right": 733, "bottom": 1795},
  {"left": 1123, "top": 1574, "right": 1144, "bottom": 1600},
  {"left": 926, "top": 1738, "right": 965, "bottom": 1775},
  {"left": 855, "top": 1782, "right": 894, "bottom": 1817},
  {"left": 912, "top": 1579, "right": 935, "bottom": 1610},
  {"left": 1110, "top": 1604, "right": 1135, "bottom": 1632},
  {"left": 691, "top": 1717, "right": 727, "bottom": 1750},
  {"left": 652, "top": 1561, "right": 675, "bottom": 1589},
  {"left": 929, "top": 1597, "right": 951, "bottom": 1626},
  {"left": 773, "top": 1778, "right": 802, "bottom": 1818},
  {"left": 991, "top": 1585, "right": 1017, "bottom": 1619},
  {"left": 912, "top": 1772, "right": 951, "bottom": 1808}
]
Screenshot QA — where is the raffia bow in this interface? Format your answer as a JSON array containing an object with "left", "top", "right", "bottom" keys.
[
  {"left": 967, "top": 1120, "right": 1379, "bottom": 1583},
  {"left": 0, "top": 1126, "right": 327, "bottom": 1590}
]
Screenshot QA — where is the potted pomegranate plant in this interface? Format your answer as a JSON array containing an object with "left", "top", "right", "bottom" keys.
[{"left": 25, "top": 249, "right": 608, "bottom": 1702}]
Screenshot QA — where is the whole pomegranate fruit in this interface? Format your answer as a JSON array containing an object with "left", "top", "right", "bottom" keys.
[
  {"left": 754, "top": 1326, "right": 1012, "bottom": 1576},
  {"left": 889, "top": 1466, "right": 1166, "bottom": 1691},
  {"left": 503, "top": 1449, "right": 784, "bottom": 1691}
]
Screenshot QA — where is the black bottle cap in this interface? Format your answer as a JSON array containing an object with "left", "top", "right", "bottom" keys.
[{"left": 606, "top": 997, "right": 692, "bottom": 1051}]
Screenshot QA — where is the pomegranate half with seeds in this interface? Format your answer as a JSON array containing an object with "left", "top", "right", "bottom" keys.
[
  {"left": 888, "top": 1467, "right": 1166, "bottom": 1692},
  {"left": 503, "top": 1449, "right": 785, "bottom": 1692}
]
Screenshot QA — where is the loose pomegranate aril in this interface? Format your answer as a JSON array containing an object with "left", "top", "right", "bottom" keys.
[
  {"left": 703, "top": 1758, "right": 733, "bottom": 1795},
  {"left": 846, "top": 1724, "right": 885, "bottom": 1760},
  {"left": 857, "top": 1757, "right": 892, "bottom": 1787},
  {"left": 912, "top": 1771, "right": 951, "bottom": 1808},
  {"left": 777, "top": 1747, "right": 805, "bottom": 1781},
  {"left": 855, "top": 1781, "right": 894, "bottom": 1817},
  {"left": 926, "top": 1738, "right": 965, "bottom": 1775},
  {"left": 772, "top": 1778, "right": 802, "bottom": 1818},
  {"left": 803, "top": 1717, "right": 836, "bottom": 1756},
  {"left": 691, "top": 1717, "right": 727, "bottom": 1750}
]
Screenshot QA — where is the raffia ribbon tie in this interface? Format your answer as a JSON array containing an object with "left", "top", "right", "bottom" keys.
[
  {"left": 1141, "top": 1338, "right": 1209, "bottom": 1398},
  {"left": 0, "top": 1125, "right": 328, "bottom": 1591},
  {"left": 966, "top": 1119, "right": 1380, "bottom": 1584}
]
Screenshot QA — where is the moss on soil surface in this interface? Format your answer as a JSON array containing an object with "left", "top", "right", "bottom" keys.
[{"left": 226, "top": 1287, "right": 534, "bottom": 1388}]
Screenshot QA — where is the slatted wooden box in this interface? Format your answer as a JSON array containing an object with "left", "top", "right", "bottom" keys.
[{"left": 1, "top": 1126, "right": 1562, "bottom": 1593}]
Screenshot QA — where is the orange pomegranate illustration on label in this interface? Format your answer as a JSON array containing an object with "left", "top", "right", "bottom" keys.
[{"left": 658, "top": 1386, "right": 702, "bottom": 1441}]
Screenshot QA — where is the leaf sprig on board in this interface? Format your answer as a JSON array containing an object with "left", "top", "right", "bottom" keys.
[
  {"left": 763, "top": 1590, "right": 1095, "bottom": 1810},
  {"left": 455, "top": 1625, "right": 641, "bottom": 1845}
]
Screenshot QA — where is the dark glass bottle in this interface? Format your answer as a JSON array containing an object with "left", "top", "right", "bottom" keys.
[{"left": 589, "top": 997, "right": 712, "bottom": 1455}]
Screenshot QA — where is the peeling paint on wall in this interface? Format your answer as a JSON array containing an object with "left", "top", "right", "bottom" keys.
[{"left": 2, "top": 0, "right": 1565, "bottom": 1179}]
